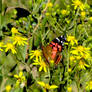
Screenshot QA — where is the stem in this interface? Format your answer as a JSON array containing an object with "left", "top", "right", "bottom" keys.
[
  {"left": 48, "top": 19, "right": 63, "bottom": 34},
  {"left": 33, "top": 0, "right": 51, "bottom": 32},
  {"left": 82, "top": 21, "right": 88, "bottom": 37},
  {"left": 43, "top": 88, "right": 47, "bottom": 92},
  {"left": 74, "top": 9, "right": 79, "bottom": 37},
  {"left": 0, "top": 77, "right": 8, "bottom": 92},
  {"left": 15, "top": 54, "right": 31, "bottom": 72},
  {"left": 49, "top": 68, "right": 53, "bottom": 85},
  {"left": 76, "top": 71, "right": 80, "bottom": 92},
  {"left": 67, "top": 45, "right": 70, "bottom": 87},
  {"left": 70, "top": 8, "right": 79, "bottom": 36},
  {"left": 25, "top": 32, "right": 31, "bottom": 62}
]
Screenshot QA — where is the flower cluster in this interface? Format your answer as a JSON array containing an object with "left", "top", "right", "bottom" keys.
[
  {"left": 37, "top": 81, "right": 58, "bottom": 91},
  {"left": 29, "top": 50, "right": 47, "bottom": 72},
  {"left": 70, "top": 46, "right": 91, "bottom": 59},
  {"left": 72, "top": 0, "right": 89, "bottom": 20},
  {"left": 67, "top": 35, "right": 91, "bottom": 70},
  {"left": 5, "top": 43, "right": 16, "bottom": 54},
  {"left": 33, "top": 56, "right": 47, "bottom": 72},
  {"left": 0, "top": 27, "right": 27, "bottom": 54},
  {"left": 86, "top": 81, "right": 92, "bottom": 91},
  {"left": 1, "top": 0, "right": 92, "bottom": 92},
  {"left": 66, "top": 35, "right": 78, "bottom": 46},
  {"left": 11, "top": 27, "right": 20, "bottom": 35},
  {"left": 72, "top": 0, "right": 85, "bottom": 11},
  {"left": 11, "top": 35, "right": 27, "bottom": 46}
]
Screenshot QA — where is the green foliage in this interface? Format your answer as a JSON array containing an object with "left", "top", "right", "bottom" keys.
[{"left": 0, "top": 0, "right": 92, "bottom": 92}]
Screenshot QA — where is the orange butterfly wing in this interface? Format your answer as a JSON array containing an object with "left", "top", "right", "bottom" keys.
[
  {"left": 42, "top": 35, "right": 66, "bottom": 64},
  {"left": 42, "top": 44, "right": 62, "bottom": 64}
]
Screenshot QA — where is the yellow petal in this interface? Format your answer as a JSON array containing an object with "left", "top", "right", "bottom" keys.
[
  {"left": 19, "top": 72, "right": 23, "bottom": 77},
  {"left": 22, "top": 76, "right": 26, "bottom": 81},
  {"left": 70, "top": 50, "right": 78, "bottom": 55},
  {"left": 49, "top": 85, "right": 58, "bottom": 89},
  {"left": 32, "top": 62, "right": 39, "bottom": 65},
  {"left": 0, "top": 48, "right": 3, "bottom": 51},
  {"left": 37, "top": 81, "right": 45, "bottom": 87},
  {"left": 39, "top": 66, "right": 42, "bottom": 72},
  {"left": 14, "top": 74, "right": 19, "bottom": 78},
  {"left": 6, "top": 85, "right": 11, "bottom": 92},
  {"left": 67, "top": 87, "right": 72, "bottom": 92},
  {"left": 44, "top": 67, "right": 47, "bottom": 72}
]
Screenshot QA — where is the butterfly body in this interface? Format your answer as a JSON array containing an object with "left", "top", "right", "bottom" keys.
[{"left": 42, "top": 36, "right": 66, "bottom": 64}]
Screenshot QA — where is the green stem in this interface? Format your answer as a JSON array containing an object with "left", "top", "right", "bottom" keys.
[
  {"left": 76, "top": 71, "right": 80, "bottom": 92},
  {"left": 48, "top": 20, "right": 63, "bottom": 34},
  {"left": 67, "top": 45, "right": 70, "bottom": 86},
  {"left": 82, "top": 21, "right": 88, "bottom": 37},
  {"left": 49, "top": 68, "right": 53, "bottom": 85},
  {"left": 72, "top": 8, "right": 79, "bottom": 36}
]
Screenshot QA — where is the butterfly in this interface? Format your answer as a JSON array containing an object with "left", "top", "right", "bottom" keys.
[{"left": 42, "top": 35, "right": 66, "bottom": 64}]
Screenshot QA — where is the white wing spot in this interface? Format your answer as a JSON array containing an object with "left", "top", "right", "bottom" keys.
[
  {"left": 56, "top": 38, "right": 60, "bottom": 42},
  {"left": 61, "top": 41, "right": 63, "bottom": 43},
  {"left": 61, "top": 36, "right": 63, "bottom": 38}
]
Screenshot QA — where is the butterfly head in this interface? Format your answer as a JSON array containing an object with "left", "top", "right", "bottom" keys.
[{"left": 52, "top": 35, "right": 66, "bottom": 47}]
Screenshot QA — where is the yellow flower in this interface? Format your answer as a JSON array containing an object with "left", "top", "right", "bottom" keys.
[
  {"left": 81, "top": 11, "right": 86, "bottom": 18},
  {"left": 70, "top": 46, "right": 91, "bottom": 67},
  {"left": 70, "top": 56, "right": 77, "bottom": 63},
  {"left": 65, "top": 19, "right": 70, "bottom": 24},
  {"left": 6, "top": 85, "right": 11, "bottom": 92},
  {"left": 67, "top": 87, "right": 72, "bottom": 92},
  {"left": 14, "top": 71, "right": 26, "bottom": 81},
  {"left": 70, "top": 46, "right": 90, "bottom": 59},
  {"left": 11, "top": 27, "right": 20, "bottom": 34},
  {"left": 0, "top": 42, "right": 5, "bottom": 51},
  {"left": 76, "top": 55, "right": 81, "bottom": 60},
  {"left": 68, "top": 68, "right": 72, "bottom": 72},
  {"left": 33, "top": 56, "right": 47, "bottom": 72},
  {"left": 72, "top": 0, "right": 85, "bottom": 11},
  {"left": 78, "top": 60, "right": 90, "bottom": 70},
  {"left": 0, "top": 48, "right": 3, "bottom": 51},
  {"left": 14, "top": 71, "right": 26, "bottom": 88},
  {"left": 37, "top": 81, "right": 58, "bottom": 89},
  {"left": 29, "top": 50, "right": 42, "bottom": 61},
  {"left": 89, "top": 17, "right": 92, "bottom": 22},
  {"left": 61, "top": 9, "right": 67, "bottom": 15},
  {"left": 89, "top": 81, "right": 92, "bottom": 90},
  {"left": 48, "top": 3, "right": 53, "bottom": 7},
  {"left": 70, "top": 56, "right": 75, "bottom": 61},
  {"left": 5, "top": 43, "right": 16, "bottom": 54},
  {"left": 86, "top": 81, "right": 92, "bottom": 90},
  {"left": 15, "top": 80, "right": 20, "bottom": 87},
  {"left": 46, "top": 12, "right": 50, "bottom": 16},
  {"left": 11, "top": 36, "right": 27, "bottom": 46},
  {"left": 67, "top": 35, "right": 78, "bottom": 46}
]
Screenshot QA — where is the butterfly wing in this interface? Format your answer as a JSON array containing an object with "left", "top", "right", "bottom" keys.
[
  {"left": 42, "top": 35, "right": 66, "bottom": 64},
  {"left": 42, "top": 44, "right": 62, "bottom": 64},
  {"left": 42, "top": 45, "right": 52, "bottom": 63},
  {"left": 50, "top": 43, "right": 63, "bottom": 64}
]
